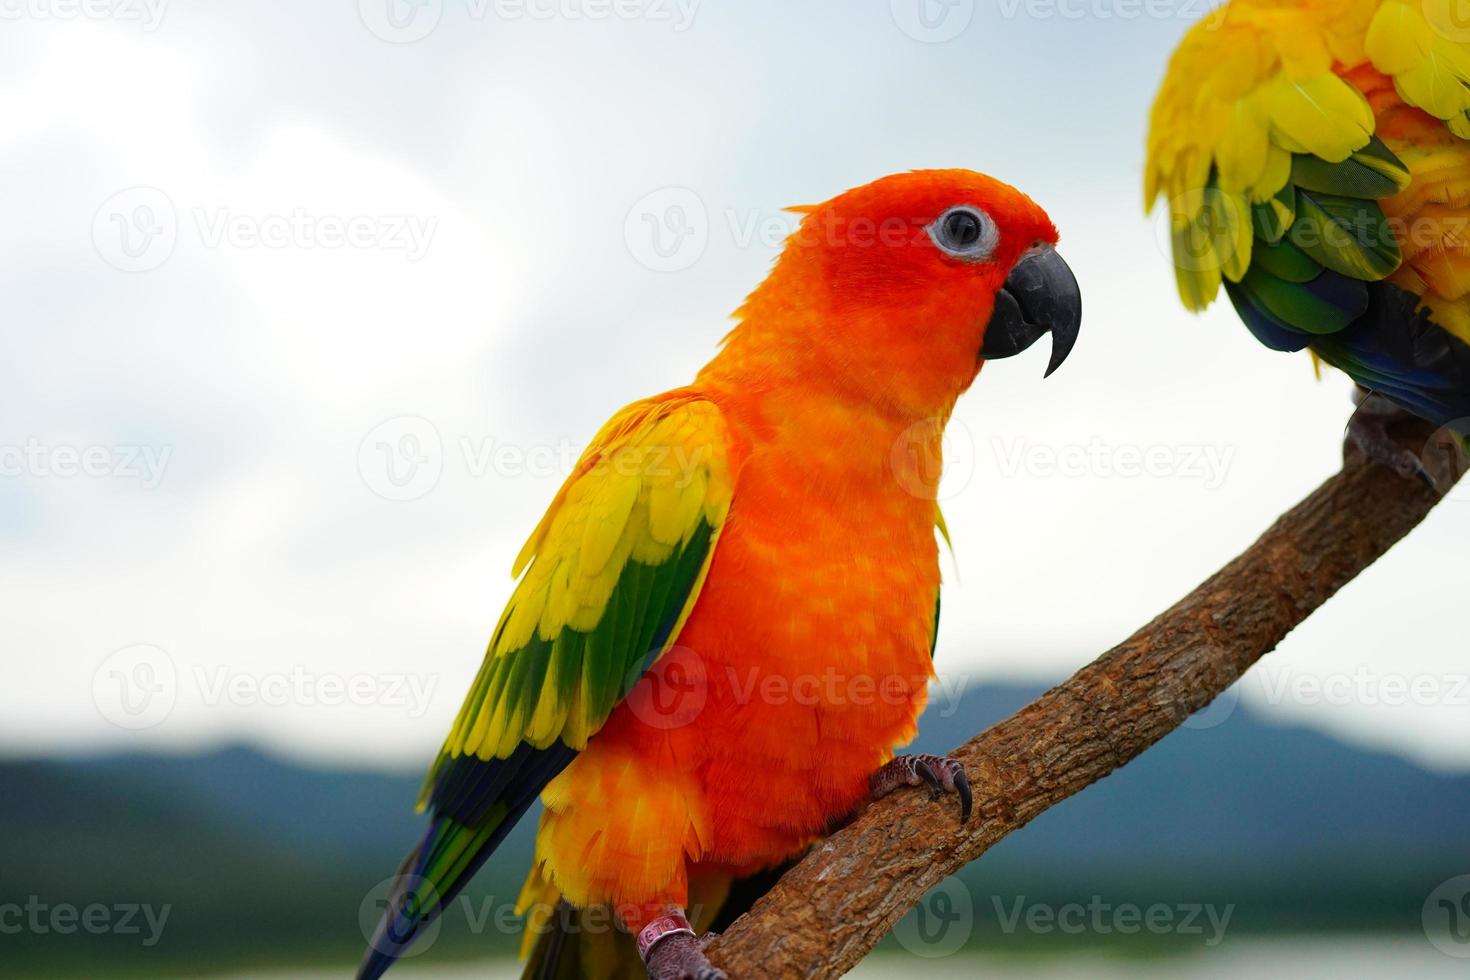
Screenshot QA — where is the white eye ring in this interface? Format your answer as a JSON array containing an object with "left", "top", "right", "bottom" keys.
[{"left": 926, "top": 206, "right": 999, "bottom": 262}]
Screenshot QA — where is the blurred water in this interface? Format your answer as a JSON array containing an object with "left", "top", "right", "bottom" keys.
[{"left": 225, "top": 936, "right": 1467, "bottom": 980}]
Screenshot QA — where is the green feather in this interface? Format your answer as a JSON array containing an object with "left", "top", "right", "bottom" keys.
[
  {"left": 1290, "top": 149, "right": 1403, "bottom": 199},
  {"left": 1348, "top": 136, "right": 1411, "bottom": 191},
  {"left": 929, "top": 592, "right": 941, "bottom": 660},
  {"left": 551, "top": 630, "right": 585, "bottom": 709},
  {"left": 1252, "top": 185, "right": 1296, "bottom": 243},
  {"left": 1253, "top": 236, "right": 1322, "bottom": 283},
  {"left": 1238, "top": 266, "right": 1368, "bottom": 334},
  {"left": 1289, "top": 191, "right": 1401, "bottom": 281},
  {"left": 586, "top": 562, "right": 638, "bottom": 720},
  {"left": 613, "top": 560, "right": 656, "bottom": 708},
  {"left": 502, "top": 632, "right": 553, "bottom": 740}
]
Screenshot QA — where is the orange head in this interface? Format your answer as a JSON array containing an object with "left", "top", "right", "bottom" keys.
[{"left": 709, "top": 169, "right": 1081, "bottom": 419}]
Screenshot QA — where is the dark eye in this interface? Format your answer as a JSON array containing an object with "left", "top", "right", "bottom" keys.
[{"left": 927, "top": 205, "right": 998, "bottom": 261}]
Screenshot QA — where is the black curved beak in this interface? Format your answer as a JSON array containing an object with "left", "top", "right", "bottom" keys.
[{"left": 979, "top": 247, "right": 1082, "bottom": 377}]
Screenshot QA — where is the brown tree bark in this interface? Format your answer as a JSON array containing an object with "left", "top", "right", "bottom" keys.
[{"left": 705, "top": 423, "right": 1465, "bottom": 978}]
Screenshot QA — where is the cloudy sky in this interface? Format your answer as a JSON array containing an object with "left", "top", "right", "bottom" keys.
[{"left": 3, "top": 0, "right": 1467, "bottom": 776}]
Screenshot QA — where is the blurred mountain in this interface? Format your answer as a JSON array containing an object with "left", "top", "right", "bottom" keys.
[{"left": 3, "top": 682, "right": 1468, "bottom": 976}]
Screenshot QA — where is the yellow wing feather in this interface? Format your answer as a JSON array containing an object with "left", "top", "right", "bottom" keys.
[{"left": 437, "top": 393, "right": 734, "bottom": 773}]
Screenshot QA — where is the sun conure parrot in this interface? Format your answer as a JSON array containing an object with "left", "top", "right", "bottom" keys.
[
  {"left": 357, "top": 169, "right": 1082, "bottom": 980},
  {"left": 1146, "top": 0, "right": 1470, "bottom": 474}
]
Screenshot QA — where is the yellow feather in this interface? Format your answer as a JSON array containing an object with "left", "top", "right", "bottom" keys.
[
  {"left": 461, "top": 671, "right": 499, "bottom": 758},
  {"left": 1173, "top": 217, "right": 1223, "bottom": 311},
  {"left": 1275, "top": 26, "right": 1333, "bottom": 80},
  {"left": 1260, "top": 73, "right": 1374, "bottom": 163},
  {"left": 647, "top": 469, "right": 690, "bottom": 546},
  {"left": 1250, "top": 144, "right": 1293, "bottom": 203},
  {"left": 1367, "top": 0, "right": 1432, "bottom": 74},
  {"left": 540, "top": 556, "right": 576, "bottom": 635},
  {"left": 502, "top": 577, "right": 548, "bottom": 650},
  {"left": 629, "top": 529, "right": 675, "bottom": 566},
  {"left": 1429, "top": 29, "right": 1470, "bottom": 81},
  {"left": 526, "top": 635, "right": 574, "bottom": 746},
  {"left": 1216, "top": 189, "right": 1254, "bottom": 282},
  {"left": 1395, "top": 57, "right": 1470, "bottom": 121},
  {"left": 1216, "top": 99, "right": 1271, "bottom": 193},
  {"left": 577, "top": 472, "right": 639, "bottom": 577}
]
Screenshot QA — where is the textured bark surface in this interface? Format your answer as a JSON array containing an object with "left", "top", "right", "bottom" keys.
[{"left": 706, "top": 424, "right": 1463, "bottom": 979}]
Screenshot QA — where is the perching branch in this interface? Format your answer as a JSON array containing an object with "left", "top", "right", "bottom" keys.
[{"left": 706, "top": 421, "right": 1464, "bottom": 979}]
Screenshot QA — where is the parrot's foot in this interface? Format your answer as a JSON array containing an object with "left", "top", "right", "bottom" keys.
[
  {"left": 870, "top": 753, "right": 972, "bottom": 823},
  {"left": 1345, "top": 391, "right": 1431, "bottom": 485},
  {"left": 638, "top": 910, "right": 727, "bottom": 980}
]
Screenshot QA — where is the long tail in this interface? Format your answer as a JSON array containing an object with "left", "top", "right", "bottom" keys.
[
  {"left": 357, "top": 742, "right": 576, "bottom": 980},
  {"left": 357, "top": 810, "right": 517, "bottom": 980}
]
